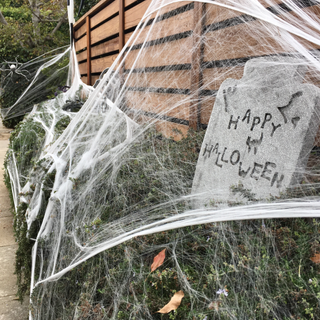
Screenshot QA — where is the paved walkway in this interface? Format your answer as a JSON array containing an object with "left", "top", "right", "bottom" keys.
[{"left": 0, "top": 120, "right": 28, "bottom": 319}]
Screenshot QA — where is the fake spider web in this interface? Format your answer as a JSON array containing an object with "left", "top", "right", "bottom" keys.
[{"left": 3, "top": 0, "right": 320, "bottom": 319}]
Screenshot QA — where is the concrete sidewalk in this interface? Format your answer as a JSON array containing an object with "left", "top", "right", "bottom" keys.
[{"left": 0, "top": 121, "right": 28, "bottom": 320}]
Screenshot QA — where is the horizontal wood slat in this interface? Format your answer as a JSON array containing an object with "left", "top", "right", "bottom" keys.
[
  {"left": 75, "top": 35, "right": 87, "bottom": 51},
  {"left": 75, "top": 23, "right": 87, "bottom": 39},
  {"left": 91, "top": 37, "right": 119, "bottom": 57},
  {"left": 124, "top": 37, "right": 192, "bottom": 69},
  {"left": 79, "top": 62, "right": 87, "bottom": 75},
  {"left": 91, "top": 16, "right": 119, "bottom": 45},
  {"left": 75, "top": 0, "right": 115, "bottom": 29},
  {"left": 91, "top": 54, "right": 118, "bottom": 73},
  {"left": 91, "top": 0, "right": 119, "bottom": 28},
  {"left": 77, "top": 50, "right": 88, "bottom": 62},
  {"left": 125, "top": 70, "right": 191, "bottom": 89},
  {"left": 129, "top": 9, "right": 193, "bottom": 48},
  {"left": 126, "top": 91, "right": 190, "bottom": 121},
  {"left": 125, "top": 0, "right": 152, "bottom": 30},
  {"left": 147, "top": 1, "right": 193, "bottom": 21}
]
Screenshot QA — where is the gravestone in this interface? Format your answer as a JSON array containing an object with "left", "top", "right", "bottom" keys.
[{"left": 192, "top": 57, "right": 320, "bottom": 207}]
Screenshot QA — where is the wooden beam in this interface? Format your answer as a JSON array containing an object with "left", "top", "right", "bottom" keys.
[
  {"left": 86, "top": 16, "right": 92, "bottom": 85},
  {"left": 119, "top": 0, "right": 125, "bottom": 52},
  {"left": 74, "top": 0, "right": 114, "bottom": 31},
  {"left": 189, "top": 1, "right": 205, "bottom": 130}
]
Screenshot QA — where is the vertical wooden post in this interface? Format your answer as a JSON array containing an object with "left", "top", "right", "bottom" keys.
[
  {"left": 86, "top": 16, "right": 92, "bottom": 85},
  {"left": 119, "top": 0, "right": 125, "bottom": 52},
  {"left": 189, "top": 2, "right": 205, "bottom": 130},
  {"left": 118, "top": 0, "right": 125, "bottom": 86}
]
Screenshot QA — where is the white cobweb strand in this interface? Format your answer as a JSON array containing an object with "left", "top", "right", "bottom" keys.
[
  {"left": 33, "top": 200, "right": 320, "bottom": 285},
  {"left": 2, "top": 1, "right": 320, "bottom": 319}
]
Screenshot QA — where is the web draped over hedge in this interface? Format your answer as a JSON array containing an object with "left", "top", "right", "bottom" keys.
[{"left": 3, "top": 1, "right": 320, "bottom": 319}]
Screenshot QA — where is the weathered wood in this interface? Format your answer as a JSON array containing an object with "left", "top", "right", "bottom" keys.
[
  {"left": 75, "top": 35, "right": 87, "bottom": 52},
  {"left": 119, "top": 0, "right": 125, "bottom": 51},
  {"left": 128, "top": 9, "right": 193, "bottom": 48},
  {"left": 153, "top": 119, "right": 189, "bottom": 140},
  {"left": 125, "top": 36, "right": 192, "bottom": 69},
  {"left": 147, "top": 1, "right": 193, "bottom": 21},
  {"left": 91, "top": 54, "right": 118, "bottom": 73},
  {"left": 189, "top": 1, "right": 205, "bottom": 130},
  {"left": 124, "top": 0, "right": 139, "bottom": 8},
  {"left": 74, "top": 0, "right": 114, "bottom": 30},
  {"left": 77, "top": 50, "right": 87, "bottom": 62},
  {"left": 125, "top": 70, "right": 190, "bottom": 89},
  {"left": 75, "top": 23, "right": 87, "bottom": 39},
  {"left": 202, "top": 67, "right": 243, "bottom": 91},
  {"left": 86, "top": 16, "right": 92, "bottom": 85},
  {"left": 125, "top": 31, "right": 134, "bottom": 43},
  {"left": 91, "top": 16, "right": 119, "bottom": 45},
  {"left": 125, "top": 0, "right": 151, "bottom": 30},
  {"left": 200, "top": 96, "right": 216, "bottom": 125},
  {"left": 203, "top": 21, "right": 284, "bottom": 63},
  {"left": 91, "top": 75, "right": 100, "bottom": 85},
  {"left": 79, "top": 61, "right": 87, "bottom": 75},
  {"left": 126, "top": 91, "right": 190, "bottom": 119},
  {"left": 91, "top": 0, "right": 119, "bottom": 28},
  {"left": 91, "top": 37, "right": 119, "bottom": 58}
]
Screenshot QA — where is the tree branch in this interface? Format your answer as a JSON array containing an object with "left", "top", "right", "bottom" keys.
[
  {"left": 45, "top": 12, "right": 68, "bottom": 40},
  {"left": 0, "top": 9, "right": 8, "bottom": 25}
]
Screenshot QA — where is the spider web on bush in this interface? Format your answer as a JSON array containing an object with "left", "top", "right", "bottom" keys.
[{"left": 3, "top": 1, "right": 320, "bottom": 319}]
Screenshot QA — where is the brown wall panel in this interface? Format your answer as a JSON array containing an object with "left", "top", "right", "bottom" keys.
[
  {"left": 147, "top": 1, "right": 192, "bottom": 21},
  {"left": 205, "top": 0, "right": 284, "bottom": 25},
  {"left": 125, "top": 36, "right": 192, "bottom": 69},
  {"left": 124, "top": 31, "right": 134, "bottom": 45},
  {"left": 202, "top": 67, "right": 244, "bottom": 91},
  {"left": 91, "top": 16, "right": 119, "bottom": 45},
  {"left": 75, "top": 35, "right": 87, "bottom": 52},
  {"left": 125, "top": 0, "right": 152, "bottom": 30},
  {"left": 125, "top": 70, "right": 191, "bottom": 89},
  {"left": 75, "top": 23, "right": 87, "bottom": 39},
  {"left": 77, "top": 50, "right": 88, "bottom": 63},
  {"left": 91, "top": 37, "right": 119, "bottom": 58},
  {"left": 200, "top": 96, "right": 216, "bottom": 125},
  {"left": 91, "top": 54, "right": 118, "bottom": 73},
  {"left": 91, "top": 0, "right": 119, "bottom": 28},
  {"left": 154, "top": 119, "right": 189, "bottom": 140},
  {"left": 131, "top": 9, "right": 193, "bottom": 47},
  {"left": 126, "top": 91, "right": 190, "bottom": 120},
  {"left": 91, "top": 75, "right": 100, "bottom": 85},
  {"left": 79, "top": 62, "right": 87, "bottom": 75},
  {"left": 203, "top": 21, "right": 285, "bottom": 62},
  {"left": 125, "top": 0, "right": 139, "bottom": 8}
]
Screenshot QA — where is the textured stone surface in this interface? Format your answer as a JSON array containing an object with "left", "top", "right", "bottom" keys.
[
  {"left": 193, "top": 57, "right": 320, "bottom": 206},
  {"left": 0, "top": 295, "right": 29, "bottom": 320}
]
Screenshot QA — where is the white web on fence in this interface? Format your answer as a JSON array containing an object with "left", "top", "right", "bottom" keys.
[{"left": 2, "top": 0, "right": 320, "bottom": 319}]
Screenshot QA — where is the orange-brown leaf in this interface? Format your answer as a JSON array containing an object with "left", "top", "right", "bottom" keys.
[
  {"left": 310, "top": 253, "right": 320, "bottom": 264},
  {"left": 151, "top": 249, "right": 166, "bottom": 272},
  {"left": 157, "top": 290, "right": 184, "bottom": 313}
]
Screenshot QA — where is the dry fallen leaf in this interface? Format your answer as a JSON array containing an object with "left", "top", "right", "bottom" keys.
[
  {"left": 151, "top": 248, "right": 166, "bottom": 272},
  {"left": 157, "top": 290, "right": 184, "bottom": 313},
  {"left": 310, "top": 253, "right": 320, "bottom": 264},
  {"left": 208, "top": 300, "right": 221, "bottom": 311}
]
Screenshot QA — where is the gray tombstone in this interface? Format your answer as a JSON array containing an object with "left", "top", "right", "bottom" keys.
[{"left": 192, "top": 57, "right": 320, "bottom": 207}]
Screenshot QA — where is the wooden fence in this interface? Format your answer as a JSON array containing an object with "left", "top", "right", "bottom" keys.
[
  {"left": 74, "top": 0, "right": 320, "bottom": 139},
  {"left": 73, "top": 0, "right": 151, "bottom": 85}
]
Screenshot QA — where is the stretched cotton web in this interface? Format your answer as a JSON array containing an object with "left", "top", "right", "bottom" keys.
[{"left": 3, "top": 0, "right": 320, "bottom": 319}]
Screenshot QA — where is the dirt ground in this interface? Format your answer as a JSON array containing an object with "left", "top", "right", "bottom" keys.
[{"left": 0, "top": 120, "right": 29, "bottom": 320}]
